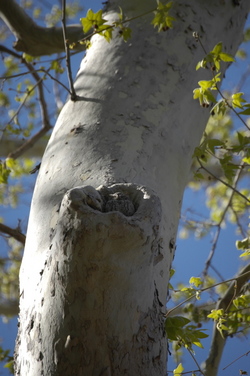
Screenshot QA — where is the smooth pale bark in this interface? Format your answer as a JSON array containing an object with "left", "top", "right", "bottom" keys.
[{"left": 14, "top": 1, "right": 249, "bottom": 375}]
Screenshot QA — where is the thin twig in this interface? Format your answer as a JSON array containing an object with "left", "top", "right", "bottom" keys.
[
  {"left": 201, "top": 159, "right": 244, "bottom": 276},
  {"left": 195, "top": 34, "right": 250, "bottom": 132},
  {"left": 6, "top": 78, "right": 42, "bottom": 130},
  {"left": 167, "top": 370, "right": 203, "bottom": 375},
  {"left": 166, "top": 269, "right": 250, "bottom": 318},
  {"left": 231, "top": 207, "right": 247, "bottom": 238},
  {"left": 186, "top": 347, "right": 205, "bottom": 376},
  {"left": 61, "top": 0, "right": 77, "bottom": 101},
  {"left": 203, "top": 264, "right": 250, "bottom": 375},
  {"left": 197, "top": 158, "right": 250, "bottom": 204},
  {"left": 209, "top": 263, "right": 225, "bottom": 282},
  {"left": 39, "top": 68, "right": 71, "bottom": 94},
  {"left": 222, "top": 349, "right": 250, "bottom": 370},
  {"left": 202, "top": 162, "right": 245, "bottom": 276},
  {"left": 0, "top": 45, "right": 52, "bottom": 159}
]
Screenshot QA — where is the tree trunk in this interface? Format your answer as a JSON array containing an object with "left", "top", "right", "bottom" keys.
[{"left": 14, "top": 1, "right": 249, "bottom": 375}]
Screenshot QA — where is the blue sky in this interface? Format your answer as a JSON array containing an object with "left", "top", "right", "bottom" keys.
[{"left": 0, "top": 1, "right": 250, "bottom": 375}]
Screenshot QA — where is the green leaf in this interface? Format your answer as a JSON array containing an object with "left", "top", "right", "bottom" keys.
[
  {"left": 207, "top": 139, "right": 225, "bottom": 153},
  {"left": 239, "top": 108, "right": 250, "bottom": 115},
  {"left": 50, "top": 60, "right": 64, "bottom": 74},
  {"left": 23, "top": 53, "right": 36, "bottom": 63},
  {"left": 233, "top": 295, "right": 250, "bottom": 309},
  {"left": 212, "top": 42, "right": 223, "bottom": 55},
  {"left": 211, "top": 100, "right": 227, "bottom": 115},
  {"left": 119, "top": 27, "right": 132, "bottom": 42},
  {"left": 198, "top": 79, "right": 214, "bottom": 90},
  {"left": 207, "top": 308, "right": 224, "bottom": 320},
  {"left": 231, "top": 92, "right": 246, "bottom": 109},
  {"left": 80, "top": 9, "right": 107, "bottom": 33},
  {"left": 196, "top": 42, "right": 234, "bottom": 72},
  {"left": 99, "top": 26, "right": 113, "bottom": 42},
  {"left": 240, "top": 250, "right": 250, "bottom": 257},
  {"left": 219, "top": 52, "right": 235, "bottom": 62},
  {"left": 193, "top": 172, "right": 205, "bottom": 180},
  {"left": 189, "top": 276, "right": 202, "bottom": 287},
  {"left": 236, "top": 238, "right": 249, "bottom": 250},
  {"left": 0, "top": 161, "right": 10, "bottom": 184},
  {"left": 174, "top": 363, "right": 184, "bottom": 375},
  {"left": 236, "top": 49, "right": 247, "bottom": 60},
  {"left": 152, "top": 1, "right": 175, "bottom": 32}
]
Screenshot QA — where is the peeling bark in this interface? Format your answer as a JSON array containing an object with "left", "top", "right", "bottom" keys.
[{"left": 15, "top": 184, "right": 169, "bottom": 375}]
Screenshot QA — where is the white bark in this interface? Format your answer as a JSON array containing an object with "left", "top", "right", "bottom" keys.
[{"left": 14, "top": 1, "right": 249, "bottom": 375}]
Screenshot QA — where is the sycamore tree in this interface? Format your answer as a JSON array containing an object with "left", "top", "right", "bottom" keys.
[{"left": 0, "top": 0, "right": 250, "bottom": 375}]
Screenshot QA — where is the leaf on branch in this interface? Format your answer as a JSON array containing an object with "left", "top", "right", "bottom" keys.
[
  {"left": 239, "top": 104, "right": 250, "bottom": 115},
  {"left": 80, "top": 9, "right": 108, "bottom": 33},
  {"left": 189, "top": 276, "right": 203, "bottom": 288},
  {"left": 207, "top": 138, "right": 225, "bottom": 153},
  {"left": 196, "top": 42, "right": 235, "bottom": 71},
  {"left": 166, "top": 316, "right": 208, "bottom": 350},
  {"left": 211, "top": 100, "right": 227, "bottom": 116},
  {"left": 233, "top": 294, "right": 250, "bottom": 309},
  {"left": 152, "top": 1, "right": 175, "bottom": 32},
  {"left": 231, "top": 92, "right": 247, "bottom": 109},
  {"left": 207, "top": 308, "right": 225, "bottom": 320},
  {"left": 193, "top": 74, "right": 220, "bottom": 106},
  {"left": 23, "top": 53, "right": 36, "bottom": 63},
  {"left": 173, "top": 363, "right": 184, "bottom": 375},
  {"left": 50, "top": 60, "right": 64, "bottom": 74},
  {"left": 0, "top": 161, "right": 10, "bottom": 184},
  {"left": 236, "top": 238, "right": 250, "bottom": 257}
]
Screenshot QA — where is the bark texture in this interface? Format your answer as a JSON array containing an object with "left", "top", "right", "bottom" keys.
[{"left": 14, "top": 0, "right": 249, "bottom": 375}]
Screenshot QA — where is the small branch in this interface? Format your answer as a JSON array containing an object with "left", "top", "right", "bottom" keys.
[
  {"left": 39, "top": 69, "right": 71, "bottom": 94},
  {"left": 61, "top": 0, "right": 77, "bottom": 101},
  {"left": 167, "top": 370, "right": 204, "bottom": 375},
  {"left": 0, "top": 298, "right": 19, "bottom": 316},
  {"left": 166, "top": 270, "right": 250, "bottom": 318},
  {"left": 7, "top": 126, "right": 50, "bottom": 160},
  {"left": 223, "top": 349, "right": 250, "bottom": 370},
  {"left": 197, "top": 158, "right": 250, "bottom": 204},
  {"left": 7, "top": 70, "right": 52, "bottom": 159},
  {"left": 0, "top": 45, "right": 52, "bottom": 159},
  {"left": 209, "top": 264, "right": 225, "bottom": 282},
  {"left": 186, "top": 347, "right": 205, "bottom": 376},
  {"left": 203, "top": 162, "right": 244, "bottom": 276},
  {"left": 195, "top": 33, "right": 250, "bottom": 132},
  {"left": 0, "top": 223, "right": 26, "bottom": 245},
  {"left": 203, "top": 264, "right": 250, "bottom": 376},
  {"left": 0, "top": 137, "right": 48, "bottom": 158}
]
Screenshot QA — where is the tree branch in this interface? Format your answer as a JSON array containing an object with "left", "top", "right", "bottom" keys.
[
  {"left": 0, "top": 223, "right": 26, "bottom": 245},
  {"left": 0, "top": 298, "right": 19, "bottom": 316},
  {"left": 203, "top": 264, "right": 250, "bottom": 376},
  {"left": 0, "top": 45, "right": 52, "bottom": 159},
  {"left": 203, "top": 163, "right": 244, "bottom": 277},
  {"left": 0, "top": 137, "right": 47, "bottom": 158},
  {"left": 0, "top": 0, "right": 88, "bottom": 56}
]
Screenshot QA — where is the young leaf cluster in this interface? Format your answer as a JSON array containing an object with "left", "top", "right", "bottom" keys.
[
  {"left": 151, "top": 1, "right": 175, "bottom": 32},
  {"left": 168, "top": 270, "right": 250, "bottom": 367},
  {"left": 80, "top": 8, "right": 132, "bottom": 44},
  {"left": 166, "top": 315, "right": 208, "bottom": 351}
]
